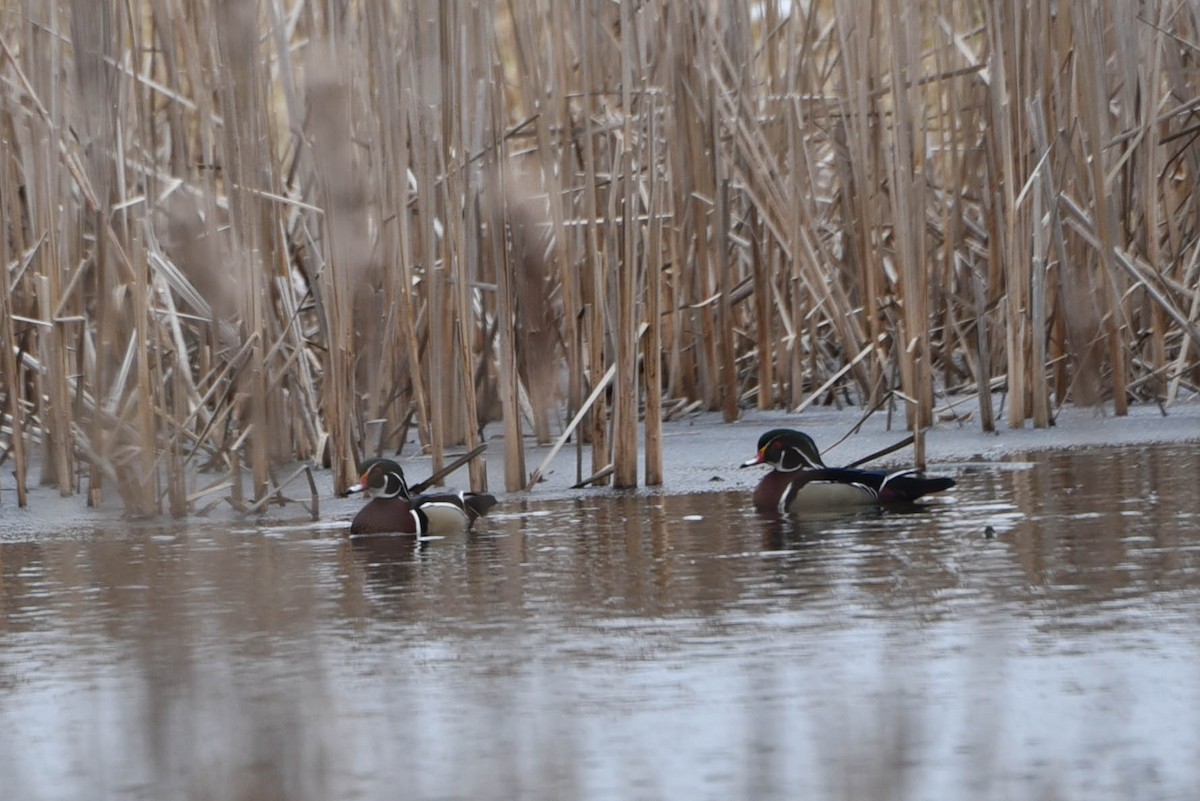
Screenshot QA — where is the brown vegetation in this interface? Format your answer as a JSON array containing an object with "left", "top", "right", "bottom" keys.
[{"left": 2, "top": 1, "right": 1199, "bottom": 515}]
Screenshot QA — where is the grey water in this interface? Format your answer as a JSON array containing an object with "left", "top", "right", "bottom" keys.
[{"left": 1, "top": 444, "right": 1199, "bottom": 801}]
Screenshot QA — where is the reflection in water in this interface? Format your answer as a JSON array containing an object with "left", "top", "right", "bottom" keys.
[{"left": 1, "top": 445, "right": 1200, "bottom": 800}]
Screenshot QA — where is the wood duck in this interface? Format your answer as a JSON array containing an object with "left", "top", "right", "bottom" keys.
[
  {"left": 348, "top": 458, "right": 497, "bottom": 535},
  {"left": 740, "top": 428, "right": 955, "bottom": 514}
]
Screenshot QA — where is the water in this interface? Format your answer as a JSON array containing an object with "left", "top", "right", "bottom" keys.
[{"left": 1, "top": 444, "right": 1199, "bottom": 801}]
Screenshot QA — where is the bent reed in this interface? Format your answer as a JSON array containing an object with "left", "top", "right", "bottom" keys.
[{"left": 1, "top": 0, "right": 1198, "bottom": 515}]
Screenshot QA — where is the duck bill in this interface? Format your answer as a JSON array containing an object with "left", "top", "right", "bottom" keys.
[
  {"left": 345, "top": 476, "right": 368, "bottom": 495},
  {"left": 739, "top": 452, "right": 765, "bottom": 468}
]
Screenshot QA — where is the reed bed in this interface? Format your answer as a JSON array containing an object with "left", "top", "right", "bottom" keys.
[{"left": 2, "top": 0, "right": 1200, "bottom": 514}]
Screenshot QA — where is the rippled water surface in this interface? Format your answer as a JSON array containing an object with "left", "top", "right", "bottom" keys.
[{"left": 2, "top": 444, "right": 1199, "bottom": 800}]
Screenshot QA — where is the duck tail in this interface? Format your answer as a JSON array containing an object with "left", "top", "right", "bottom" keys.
[
  {"left": 463, "top": 492, "right": 498, "bottom": 522},
  {"left": 878, "top": 472, "right": 956, "bottom": 502}
]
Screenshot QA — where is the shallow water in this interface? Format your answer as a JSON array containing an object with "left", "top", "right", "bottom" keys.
[{"left": 1, "top": 444, "right": 1199, "bottom": 801}]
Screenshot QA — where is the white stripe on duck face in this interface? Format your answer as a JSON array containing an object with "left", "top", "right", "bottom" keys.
[
  {"left": 780, "top": 480, "right": 878, "bottom": 512},
  {"left": 774, "top": 444, "right": 824, "bottom": 472}
]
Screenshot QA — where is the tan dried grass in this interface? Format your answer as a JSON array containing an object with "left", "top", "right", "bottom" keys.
[{"left": 1, "top": 0, "right": 1199, "bottom": 512}]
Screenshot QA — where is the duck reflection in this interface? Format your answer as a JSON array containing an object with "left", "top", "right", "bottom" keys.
[{"left": 345, "top": 534, "right": 425, "bottom": 587}]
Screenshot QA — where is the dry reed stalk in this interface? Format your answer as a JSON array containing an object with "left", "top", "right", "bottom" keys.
[
  {"left": 215, "top": 0, "right": 273, "bottom": 503},
  {"left": 663, "top": 46, "right": 697, "bottom": 404},
  {"left": 1167, "top": 243, "right": 1200, "bottom": 403},
  {"left": 751, "top": 212, "right": 773, "bottom": 410},
  {"left": 575, "top": 0, "right": 610, "bottom": 485},
  {"left": 983, "top": 0, "right": 1026, "bottom": 429},
  {"left": 1077, "top": 2, "right": 1129, "bottom": 415},
  {"left": 707, "top": 15, "right": 740, "bottom": 424},
  {"left": 713, "top": 171, "right": 738, "bottom": 424},
  {"left": 1135, "top": 6, "right": 1168, "bottom": 402},
  {"left": 305, "top": 50, "right": 364, "bottom": 491},
  {"left": 450, "top": 4, "right": 487, "bottom": 491},
  {"left": 832, "top": 0, "right": 885, "bottom": 406},
  {"left": 487, "top": 125, "right": 526, "bottom": 492},
  {"left": 612, "top": 0, "right": 638, "bottom": 489},
  {"left": 545, "top": 4, "right": 582, "bottom": 423},
  {"left": 681, "top": 21, "right": 721, "bottom": 414},
  {"left": 643, "top": 91, "right": 663, "bottom": 486},
  {"left": 38, "top": 232, "right": 77, "bottom": 494},
  {"left": 1029, "top": 174, "right": 1050, "bottom": 427},
  {"left": 0, "top": 137, "right": 25, "bottom": 506},
  {"left": 366, "top": 3, "right": 432, "bottom": 461},
  {"left": 435, "top": 4, "right": 471, "bottom": 456},
  {"left": 412, "top": 100, "right": 447, "bottom": 475},
  {"left": 1026, "top": 98, "right": 1055, "bottom": 427},
  {"left": 784, "top": 85, "right": 807, "bottom": 412},
  {"left": 13, "top": 100, "right": 58, "bottom": 500},
  {"left": 664, "top": 214, "right": 690, "bottom": 404},
  {"left": 508, "top": 1, "right": 580, "bottom": 435},
  {"left": 885, "top": 0, "right": 932, "bottom": 434}
]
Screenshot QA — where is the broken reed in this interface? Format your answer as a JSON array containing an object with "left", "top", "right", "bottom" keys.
[{"left": 2, "top": 0, "right": 1200, "bottom": 515}]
